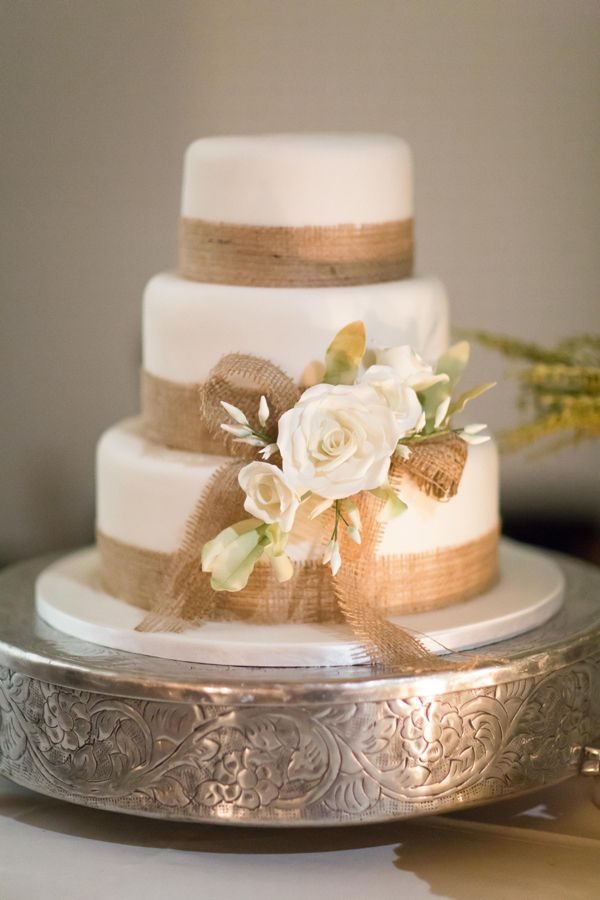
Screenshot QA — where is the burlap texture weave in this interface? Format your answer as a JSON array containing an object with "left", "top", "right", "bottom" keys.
[{"left": 179, "top": 217, "right": 414, "bottom": 287}]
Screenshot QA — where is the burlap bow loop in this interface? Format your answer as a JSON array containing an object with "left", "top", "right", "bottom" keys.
[
  {"left": 198, "top": 353, "right": 302, "bottom": 458},
  {"left": 395, "top": 433, "right": 468, "bottom": 501}
]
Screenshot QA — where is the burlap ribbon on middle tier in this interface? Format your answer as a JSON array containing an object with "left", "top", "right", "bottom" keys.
[{"left": 100, "top": 353, "right": 501, "bottom": 668}]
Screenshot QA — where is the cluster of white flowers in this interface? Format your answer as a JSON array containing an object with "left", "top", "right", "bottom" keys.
[{"left": 201, "top": 329, "right": 493, "bottom": 592}]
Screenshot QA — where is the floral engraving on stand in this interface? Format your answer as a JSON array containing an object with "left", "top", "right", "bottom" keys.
[
  {"left": 42, "top": 692, "right": 92, "bottom": 752},
  {"left": 0, "top": 658, "right": 598, "bottom": 821}
]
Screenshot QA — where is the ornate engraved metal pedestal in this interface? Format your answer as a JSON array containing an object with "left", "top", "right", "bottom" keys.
[{"left": 0, "top": 552, "right": 599, "bottom": 826}]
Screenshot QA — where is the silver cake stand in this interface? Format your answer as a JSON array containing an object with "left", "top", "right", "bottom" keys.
[{"left": 0, "top": 551, "right": 599, "bottom": 827}]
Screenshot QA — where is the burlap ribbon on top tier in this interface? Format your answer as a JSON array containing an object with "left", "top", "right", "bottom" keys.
[
  {"left": 99, "top": 352, "right": 499, "bottom": 669},
  {"left": 179, "top": 218, "right": 414, "bottom": 287}
]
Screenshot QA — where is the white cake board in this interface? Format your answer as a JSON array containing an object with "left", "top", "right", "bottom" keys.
[{"left": 35, "top": 539, "right": 564, "bottom": 668}]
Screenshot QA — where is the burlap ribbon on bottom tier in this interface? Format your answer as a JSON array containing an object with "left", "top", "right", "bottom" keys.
[
  {"left": 103, "top": 352, "right": 499, "bottom": 669},
  {"left": 99, "top": 527, "right": 499, "bottom": 625}
]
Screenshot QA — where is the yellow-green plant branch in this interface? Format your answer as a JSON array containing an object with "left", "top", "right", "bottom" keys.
[
  {"left": 465, "top": 329, "right": 600, "bottom": 454},
  {"left": 457, "top": 330, "right": 575, "bottom": 365}
]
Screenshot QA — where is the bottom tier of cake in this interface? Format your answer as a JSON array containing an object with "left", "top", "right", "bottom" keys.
[
  {"left": 35, "top": 540, "right": 565, "bottom": 667},
  {"left": 95, "top": 419, "right": 501, "bottom": 623},
  {"left": 97, "top": 419, "right": 500, "bottom": 558}
]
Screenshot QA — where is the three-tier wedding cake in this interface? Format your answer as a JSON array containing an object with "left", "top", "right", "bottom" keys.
[{"left": 36, "top": 134, "right": 564, "bottom": 668}]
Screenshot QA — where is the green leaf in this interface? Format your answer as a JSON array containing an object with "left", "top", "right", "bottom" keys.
[
  {"left": 421, "top": 341, "right": 471, "bottom": 427},
  {"left": 370, "top": 486, "right": 408, "bottom": 522},
  {"left": 437, "top": 341, "right": 470, "bottom": 387},
  {"left": 323, "top": 321, "right": 366, "bottom": 385},
  {"left": 449, "top": 382, "right": 496, "bottom": 417}
]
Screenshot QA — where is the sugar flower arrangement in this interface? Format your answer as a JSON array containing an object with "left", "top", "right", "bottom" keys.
[{"left": 202, "top": 323, "right": 494, "bottom": 592}]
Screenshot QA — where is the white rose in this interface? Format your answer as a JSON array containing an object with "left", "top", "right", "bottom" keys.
[
  {"left": 238, "top": 462, "right": 300, "bottom": 532},
  {"left": 360, "top": 365, "right": 423, "bottom": 436},
  {"left": 277, "top": 383, "right": 400, "bottom": 500},
  {"left": 375, "top": 345, "right": 448, "bottom": 391}
]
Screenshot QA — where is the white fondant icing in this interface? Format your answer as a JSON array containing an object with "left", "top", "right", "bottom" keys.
[
  {"left": 378, "top": 438, "right": 500, "bottom": 555},
  {"left": 35, "top": 541, "right": 565, "bottom": 667},
  {"left": 96, "top": 419, "right": 500, "bottom": 559},
  {"left": 143, "top": 273, "right": 450, "bottom": 384},
  {"left": 181, "top": 134, "right": 413, "bottom": 226},
  {"left": 96, "top": 420, "right": 227, "bottom": 553}
]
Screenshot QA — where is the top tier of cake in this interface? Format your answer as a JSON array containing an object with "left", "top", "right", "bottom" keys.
[
  {"left": 181, "top": 133, "right": 413, "bottom": 226},
  {"left": 143, "top": 132, "right": 448, "bottom": 445}
]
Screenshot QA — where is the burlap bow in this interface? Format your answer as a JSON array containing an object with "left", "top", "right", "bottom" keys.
[{"left": 136, "top": 354, "right": 480, "bottom": 670}]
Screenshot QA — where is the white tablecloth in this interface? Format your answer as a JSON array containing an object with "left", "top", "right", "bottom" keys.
[{"left": 0, "top": 775, "right": 598, "bottom": 899}]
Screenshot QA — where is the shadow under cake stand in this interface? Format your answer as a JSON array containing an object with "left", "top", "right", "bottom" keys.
[{"left": 0, "top": 542, "right": 598, "bottom": 826}]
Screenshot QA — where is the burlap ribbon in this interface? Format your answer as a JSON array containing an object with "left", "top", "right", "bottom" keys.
[
  {"left": 179, "top": 218, "right": 414, "bottom": 287},
  {"left": 142, "top": 355, "right": 301, "bottom": 455},
  {"left": 331, "top": 447, "right": 471, "bottom": 668},
  {"left": 99, "top": 527, "right": 499, "bottom": 625},
  {"left": 128, "top": 353, "right": 491, "bottom": 669}
]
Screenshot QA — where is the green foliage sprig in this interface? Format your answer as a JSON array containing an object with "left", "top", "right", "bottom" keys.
[{"left": 463, "top": 332, "right": 600, "bottom": 454}]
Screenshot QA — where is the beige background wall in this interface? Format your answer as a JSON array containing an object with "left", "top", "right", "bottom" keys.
[{"left": 1, "top": 0, "right": 599, "bottom": 563}]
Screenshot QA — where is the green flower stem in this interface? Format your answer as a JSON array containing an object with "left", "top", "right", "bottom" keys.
[
  {"left": 399, "top": 427, "right": 460, "bottom": 446},
  {"left": 332, "top": 501, "right": 340, "bottom": 541},
  {"left": 250, "top": 427, "right": 273, "bottom": 445}
]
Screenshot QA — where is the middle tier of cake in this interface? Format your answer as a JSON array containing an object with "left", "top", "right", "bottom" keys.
[
  {"left": 96, "top": 419, "right": 500, "bottom": 622},
  {"left": 142, "top": 273, "right": 449, "bottom": 386}
]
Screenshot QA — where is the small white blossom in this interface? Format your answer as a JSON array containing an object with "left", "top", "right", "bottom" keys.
[
  {"left": 347, "top": 526, "right": 361, "bottom": 545},
  {"left": 309, "top": 497, "right": 334, "bottom": 520},
  {"left": 258, "top": 395, "right": 270, "bottom": 427},
  {"left": 463, "top": 423, "right": 488, "bottom": 435},
  {"left": 323, "top": 540, "right": 341, "bottom": 575},
  {"left": 434, "top": 396, "right": 451, "bottom": 429},
  {"left": 221, "top": 423, "right": 253, "bottom": 438},
  {"left": 234, "top": 434, "right": 269, "bottom": 448},
  {"left": 260, "top": 443, "right": 279, "bottom": 460},
  {"left": 220, "top": 401, "right": 249, "bottom": 426},
  {"left": 460, "top": 432, "right": 490, "bottom": 445},
  {"left": 415, "top": 410, "right": 427, "bottom": 433},
  {"left": 396, "top": 443, "right": 412, "bottom": 461},
  {"left": 330, "top": 543, "right": 342, "bottom": 575},
  {"left": 345, "top": 499, "right": 362, "bottom": 533}
]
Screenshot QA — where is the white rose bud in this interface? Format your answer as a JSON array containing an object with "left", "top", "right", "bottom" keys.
[{"left": 238, "top": 462, "right": 300, "bottom": 533}]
